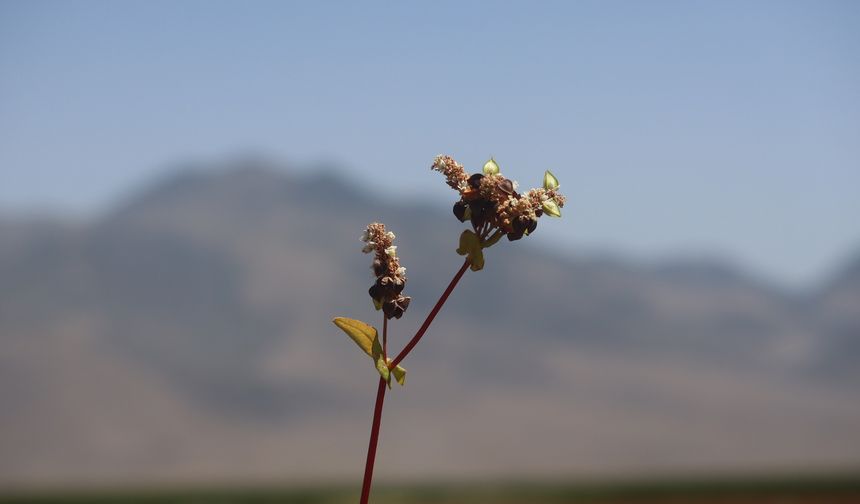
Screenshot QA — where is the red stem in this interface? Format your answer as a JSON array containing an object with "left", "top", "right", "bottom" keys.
[
  {"left": 382, "top": 317, "right": 388, "bottom": 357},
  {"left": 389, "top": 258, "right": 470, "bottom": 369},
  {"left": 358, "top": 259, "right": 470, "bottom": 504},
  {"left": 358, "top": 378, "right": 387, "bottom": 504}
]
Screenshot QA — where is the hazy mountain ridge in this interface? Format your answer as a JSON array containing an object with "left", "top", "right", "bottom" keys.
[{"left": 1, "top": 163, "right": 859, "bottom": 485}]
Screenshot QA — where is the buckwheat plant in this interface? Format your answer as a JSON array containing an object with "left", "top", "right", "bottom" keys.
[{"left": 333, "top": 155, "right": 566, "bottom": 504}]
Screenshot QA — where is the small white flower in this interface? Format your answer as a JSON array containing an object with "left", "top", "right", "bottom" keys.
[
  {"left": 396, "top": 266, "right": 406, "bottom": 277},
  {"left": 362, "top": 242, "right": 376, "bottom": 253},
  {"left": 385, "top": 231, "right": 395, "bottom": 241},
  {"left": 385, "top": 245, "right": 397, "bottom": 257},
  {"left": 360, "top": 230, "right": 371, "bottom": 242}
]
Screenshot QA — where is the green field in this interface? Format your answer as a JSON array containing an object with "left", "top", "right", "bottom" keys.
[{"left": 3, "top": 475, "right": 860, "bottom": 504}]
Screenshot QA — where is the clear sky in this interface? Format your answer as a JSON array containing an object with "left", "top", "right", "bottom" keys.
[{"left": 1, "top": 0, "right": 858, "bottom": 287}]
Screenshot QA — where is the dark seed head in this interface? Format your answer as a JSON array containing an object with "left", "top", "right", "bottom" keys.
[
  {"left": 468, "top": 173, "right": 484, "bottom": 189},
  {"left": 497, "top": 178, "right": 514, "bottom": 195},
  {"left": 378, "top": 276, "right": 404, "bottom": 298},
  {"left": 383, "top": 295, "right": 411, "bottom": 319},
  {"left": 507, "top": 229, "right": 525, "bottom": 241},
  {"left": 453, "top": 201, "right": 468, "bottom": 222},
  {"left": 512, "top": 218, "right": 526, "bottom": 233},
  {"left": 469, "top": 199, "right": 491, "bottom": 228},
  {"left": 368, "top": 283, "right": 384, "bottom": 302}
]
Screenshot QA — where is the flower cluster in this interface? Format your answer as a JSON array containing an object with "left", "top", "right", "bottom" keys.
[
  {"left": 433, "top": 155, "right": 566, "bottom": 242},
  {"left": 361, "top": 223, "right": 411, "bottom": 319},
  {"left": 430, "top": 155, "right": 469, "bottom": 193}
]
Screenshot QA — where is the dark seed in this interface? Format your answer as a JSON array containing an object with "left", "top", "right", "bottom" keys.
[
  {"left": 383, "top": 295, "right": 411, "bottom": 320},
  {"left": 368, "top": 283, "right": 384, "bottom": 302},
  {"left": 497, "top": 178, "right": 514, "bottom": 195},
  {"left": 507, "top": 229, "right": 525, "bottom": 241},
  {"left": 469, "top": 199, "right": 491, "bottom": 228},
  {"left": 382, "top": 301, "right": 396, "bottom": 318},
  {"left": 453, "top": 201, "right": 468, "bottom": 222},
  {"left": 468, "top": 173, "right": 484, "bottom": 189},
  {"left": 399, "top": 296, "right": 411, "bottom": 310}
]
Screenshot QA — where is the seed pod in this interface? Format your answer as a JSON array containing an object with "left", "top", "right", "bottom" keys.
[
  {"left": 453, "top": 201, "right": 468, "bottom": 222},
  {"left": 468, "top": 173, "right": 484, "bottom": 189},
  {"left": 368, "top": 283, "right": 384, "bottom": 304},
  {"left": 383, "top": 295, "right": 411, "bottom": 319},
  {"left": 542, "top": 199, "right": 562, "bottom": 217},
  {"left": 469, "top": 199, "right": 491, "bottom": 228},
  {"left": 543, "top": 170, "right": 559, "bottom": 190},
  {"left": 483, "top": 158, "right": 500, "bottom": 175},
  {"left": 497, "top": 178, "right": 515, "bottom": 196},
  {"left": 507, "top": 219, "right": 527, "bottom": 241},
  {"left": 372, "top": 259, "right": 386, "bottom": 277}
]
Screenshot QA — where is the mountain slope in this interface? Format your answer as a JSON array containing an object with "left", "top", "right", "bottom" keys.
[{"left": 1, "top": 162, "right": 858, "bottom": 485}]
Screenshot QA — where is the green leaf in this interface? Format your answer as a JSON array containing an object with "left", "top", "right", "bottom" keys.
[
  {"left": 389, "top": 360, "right": 407, "bottom": 386},
  {"left": 456, "top": 229, "right": 480, "bottom": 256},
  {"left": 334, "top": 317, "right": 406, "bottom": 387},
  {"left": 483, "top": 158, "right": 500, "bottom": 175},
  {"left": 375, "top": 357, "right": 391, "bottom": 386},
  {"left": 469, "top": 247, "right": 485, "bottom": 271},
  {"left": 542, "top": 199, "right": 562, "bottom": 217},
  {"left": 543, "top": 170, "right": 559, "bottom": 190},
  {"left": 371, "top": 334, "right": 383, "bottom": 362},
  {"left": 372, "top": 297, "right": 383, "bottom": 311},
  {"left": 333, "top": 317, "right": 378, "bottom": 357},
  {"left": 456, "top": 229, "right": 485, "bottom": 271}
]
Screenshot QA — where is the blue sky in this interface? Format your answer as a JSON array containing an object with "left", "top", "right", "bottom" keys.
[{"left": 1, "top": 0, "right": 858, "bottom": 286}]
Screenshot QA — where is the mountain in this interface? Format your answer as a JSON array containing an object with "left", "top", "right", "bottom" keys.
[{"left": 1, "top": 162, "right": 859, "bottom": 486}]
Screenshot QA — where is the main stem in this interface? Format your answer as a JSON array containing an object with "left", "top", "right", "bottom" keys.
[
  {"left": 359, "top": 317, "right": 388, "bottom": 504},
  {"left": 358, "top": 258, "right": 471, "bottom": 504},
  {"left": 358, "top": 377, "right": 386, "bottom": 504}
]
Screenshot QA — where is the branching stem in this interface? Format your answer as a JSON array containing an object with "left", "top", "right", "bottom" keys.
[
  {"left": 389, "top": 258, "right": 470, "bottom": 369},
  {"left": 358, "top": 259, "right": 471, "bottom": 504}
]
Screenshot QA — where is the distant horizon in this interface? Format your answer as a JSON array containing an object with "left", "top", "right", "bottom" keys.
[{"left": 1, "top": 152, "right": 857, "bottom": 292}]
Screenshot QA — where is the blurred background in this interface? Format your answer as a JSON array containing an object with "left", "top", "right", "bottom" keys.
[{"left": 2, "top": 0, "right": 859, "bottom": 502}]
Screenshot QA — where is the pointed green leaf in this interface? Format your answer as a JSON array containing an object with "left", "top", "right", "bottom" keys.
[
  {"left": 371, "top": 334, "right": 383, "bottom": 362},
  {"left": 483, "top": 158, "right": 500, "bottom": 175},
  {"left": 375, "top": 357, "right": 391, "bottom": 385},
  {"left": 543, "top": 170, "right": 559, "bottom": 190},
  {"left": 542, "top": 199, "right": 561, "bottom": 217},
  {"left": 389, "top": 360, "right": 407, "bottom": 386},
  {"left": 372, "top": 297, "right": 383, "bottom": 311},
  {"left": 333, "top": 317, "right": 378, "bottom": 357}
]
